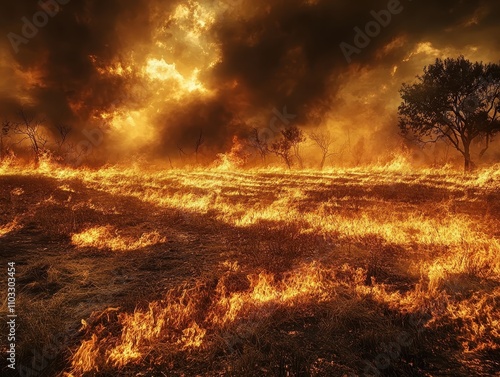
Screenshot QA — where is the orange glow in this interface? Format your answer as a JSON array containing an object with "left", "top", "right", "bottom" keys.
[
  {"left": 0, "top": 218, "right": 21, "bottom": 238},
  {"left": 71, "top": 225, "right": 166, "bottom": 252},
  {"left": 2, "top": 1, "right": 500, "bottom": 375},
  {"left": 2, "top": 161, "right": 499, "bottom": 376},
  {"left": 67, "top": 262, "right": 338, "bottom": 374},
  {"left": 143, "top": 58, "right": 207, "bottom": 96}
]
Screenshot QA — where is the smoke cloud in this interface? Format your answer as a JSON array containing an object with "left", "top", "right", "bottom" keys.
[{"left": 0, "top": 0, "right": 499, "bottom": 164}]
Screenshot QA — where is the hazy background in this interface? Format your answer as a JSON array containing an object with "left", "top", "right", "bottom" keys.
[{"left": 1, "top": 0, "right": 499, "bottom": 167}]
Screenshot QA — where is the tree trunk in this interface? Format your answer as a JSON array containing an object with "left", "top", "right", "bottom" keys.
[
  {"left": 33, "top": 152, "right": 40, "bottom": 168},
  {"left": 463, "top": 141, "right": 472, "bottom": 172},
  {"left": 319, "top": 154, "right": 326, "bottom": 170},
  {"left": 285, "top": 157, "right": 291, "bottom": 170},
  {"left": 31, "top": 136, "right": 40, "bottom": 166},
  {"left": 294, "top": 146, "right": 303, "bottom": 169}
]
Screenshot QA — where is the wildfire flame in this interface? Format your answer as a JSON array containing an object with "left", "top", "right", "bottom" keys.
[
  {"left": 71, "top": 226, "right": 166, "bottom": 252},
  {"left": 1, "top": 159, "right": 499, "bottom": 375},
  {"left": 0, "top": 218, "right": 21, "bottom": 238}
]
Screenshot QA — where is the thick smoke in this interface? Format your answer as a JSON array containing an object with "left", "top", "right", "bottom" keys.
[
  {"left": 0, "top": 0, "right": 499, "bottom": 164},
  {"left": 0, "top": 1, "right": 163, "bottom": 131}
]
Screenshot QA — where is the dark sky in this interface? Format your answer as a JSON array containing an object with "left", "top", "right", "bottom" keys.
[{"left": 0, "top": 0, "right": 499, "bottom": 161}]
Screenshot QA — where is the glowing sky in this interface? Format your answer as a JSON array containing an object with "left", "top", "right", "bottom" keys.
[{"left": 0, "top": 0, "right": 499, "bottom": 161}]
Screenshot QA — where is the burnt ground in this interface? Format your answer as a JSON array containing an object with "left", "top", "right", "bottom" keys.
[{"left": 0, "top": 172, "right": 499, "bottom": 377}]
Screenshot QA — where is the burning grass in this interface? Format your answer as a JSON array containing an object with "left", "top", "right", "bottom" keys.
[
  {"left": 71, "top": 225, "right": 166, "bottom": 251},
  {"left": 0, "top": 218, "right": 21, "bottom": 237},
  {"left": 0, "top": 162, "right": 499, "bottom": 376}
]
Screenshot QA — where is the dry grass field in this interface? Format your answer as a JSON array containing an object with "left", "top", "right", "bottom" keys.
[{"left": 1, "top": 162, "right": 499, "bottom": 376}]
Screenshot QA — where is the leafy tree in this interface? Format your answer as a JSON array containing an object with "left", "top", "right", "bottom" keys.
[
  {"left": 270, "top": 126, "right": 304, "bottom": 169},
  {"left": 398, "top": 56, "right": 500, "bottom": 171},
  {"left": 284, "top": 126, "right": 305, "bottom": 168},
  {"left": 270, "top": 137, "right": 292, "bottom": 169}
]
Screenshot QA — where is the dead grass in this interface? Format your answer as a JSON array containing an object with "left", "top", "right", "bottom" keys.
[{"left": 0, "top": 166, "right": 499, "bottom": 376}]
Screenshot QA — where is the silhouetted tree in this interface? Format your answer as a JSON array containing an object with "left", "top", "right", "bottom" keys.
[
  {"left": 284, "top": 126, "right": 305, "bottom": 168},
  {"left": 54, "top": 123, "right": 71, "bottom": 150},
  {"left": 399, "top": 56, "right": 500, "bottom": 171},
  {"left": 270, "top": 137, "right": 292, "bottom": 169},
  {"left": 12, "top": 110, "right": 48, "bottom": 164},
  {"left": 309, "top": 130, "right": 334, "bottom": 169},
  {"left": 247, "top": 127, "right": 269, "bottom": 161},
  {"left": 270, "top": 126, "right": 305, "bottom": 169},
  {"left": 195, "top": 129, "right": 204, "bottom": 163},
  {"left": 176, "top": 143, "right": 187, "bottom": 161},
  {"left": 51, "top": 123, "right": 72, "bottom": 161}
]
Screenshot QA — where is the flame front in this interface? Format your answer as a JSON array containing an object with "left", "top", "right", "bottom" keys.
[{"left": 71, "top": 226, "right": 166, "bottom": 252}]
